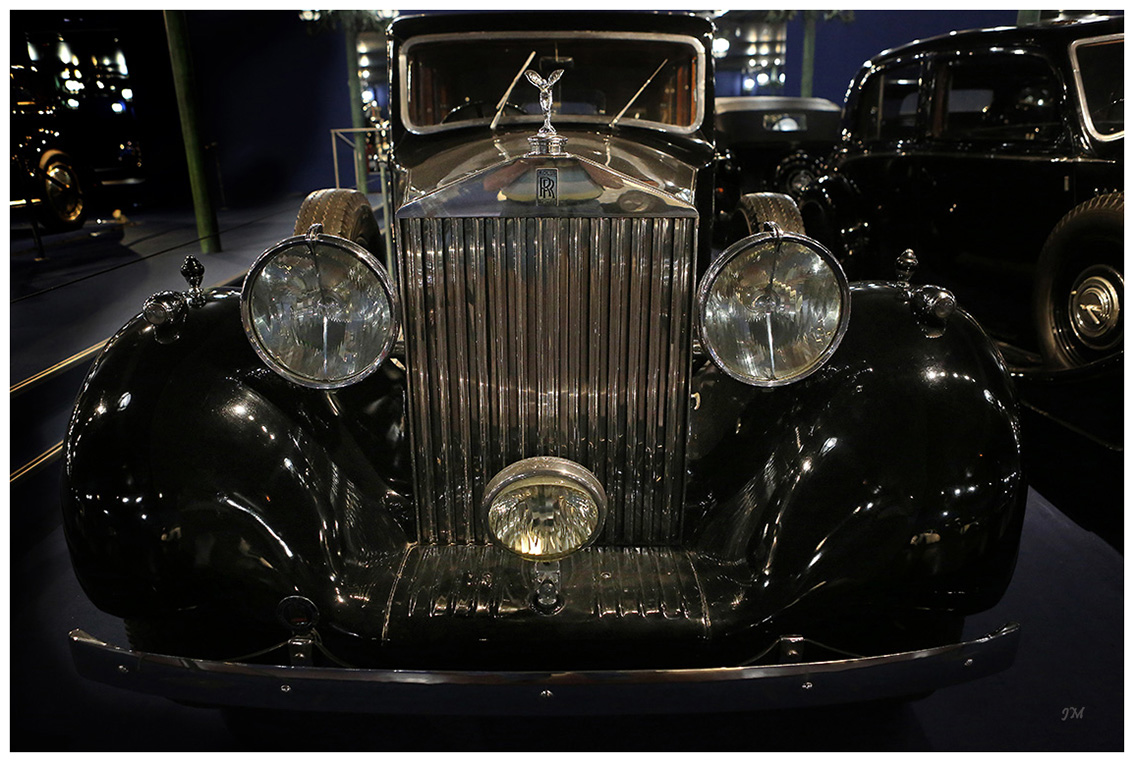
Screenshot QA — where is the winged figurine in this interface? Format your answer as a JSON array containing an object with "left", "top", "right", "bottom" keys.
[{"left": 525, "top": 68, "right": 564, "bottom": 136}]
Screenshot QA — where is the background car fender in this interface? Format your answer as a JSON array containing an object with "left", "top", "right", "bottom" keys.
[
  {"left": 797, "top": 172, "right": 874, "bottom": 276},
  {"left": 61, "top": 290, "right": 412, "bottom": 638},
  {"left": 688, "top": 282, "right": 1026, "bottom": 632}
]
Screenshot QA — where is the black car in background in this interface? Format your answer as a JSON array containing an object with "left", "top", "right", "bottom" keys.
[
  {"left": 10, "top": 31, "right": 144, "bottom": 230},
  {"left": 715, "top": 95, "right": 841, "bottom": 198},
  {"left": 800, "top": 15, "right": 1123, "bottom": 368}
]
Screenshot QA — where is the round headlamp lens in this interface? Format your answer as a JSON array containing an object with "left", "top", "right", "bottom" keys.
[
  {"left": 242, "top": 235, "right": 398, "bottom": 388},
  {"left": 698, "top": 231, "right": 849, "bottom": 386},
  {"left": 483, "top": 458, "right": 606, "bottom": 561}
]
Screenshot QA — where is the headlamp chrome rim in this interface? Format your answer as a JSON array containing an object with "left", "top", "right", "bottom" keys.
[
  {"left": 481, "top": 456, "right": 608, "bottom": 561},
  {"left": 240, "top": 232, "right": 401, "bottom": 390},
  {"left": 695, "top": 229, "right": 851, "bottom": 387}
]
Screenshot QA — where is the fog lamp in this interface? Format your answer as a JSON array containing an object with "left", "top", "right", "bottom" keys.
[
  {"left": 697, "top": 225, "right": 850, "bottom": 386},
  {"left": 483, "top": 457, "right": 606, "bottom": 561}
]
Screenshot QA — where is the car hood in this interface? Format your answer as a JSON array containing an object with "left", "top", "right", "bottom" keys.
[{"left": 393, "top": 129, "right": 709, "bottom": 210}]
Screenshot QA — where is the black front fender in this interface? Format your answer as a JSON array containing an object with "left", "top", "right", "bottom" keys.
[
  {"left": 61, "top": 290, "right": 413, "bottom": 630},
  {"left": 687, "top": 282, "right": 1025, "bottom": 629}
]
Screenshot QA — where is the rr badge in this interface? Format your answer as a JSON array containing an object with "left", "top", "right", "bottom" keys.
[{"left": 536, "top": 168, "right": 558, "bottom": 205}]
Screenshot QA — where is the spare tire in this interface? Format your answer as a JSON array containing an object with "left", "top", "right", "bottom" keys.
[
  {"left": 294, "top": 188, "right": 383, "bottom": 259},
  {"left": 1033, "top": 193, "right": 1123, "bottom": 368},
  {"left": 731, "top": 192, "right": 806, "bottom": 242}
]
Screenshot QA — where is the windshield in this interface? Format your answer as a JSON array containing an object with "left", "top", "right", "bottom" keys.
[
  {"left": 1071, "top": 34, "right": 1123, "bottom": 140},
  {"left": 401, "top": 32, "right": 704, "bottom": 134}
]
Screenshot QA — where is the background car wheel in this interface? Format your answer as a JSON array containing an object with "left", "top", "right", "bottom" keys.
[
  {"left": 294, "top": 188, "right": 384, "bottom": 259},
  {"left": 1033, "top": 193, "right": 1124, "bottom": 368},
  {"left": 798, "top": 196, "right": 842, "bottom": 247},
  {"left": 731, "top": 192, "right": 805, "bottom": 242},
  {"left": 38, "top": 152, "right": 86, "bottom": 231},
  {"left": 773, "top": 150, "right": 825, "bottom": 201}
]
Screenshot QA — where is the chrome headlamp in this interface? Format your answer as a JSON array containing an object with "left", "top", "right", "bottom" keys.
[
  {"left": 482, "top": 457, "right": 607, "bottom": 562},
  {"left": 697, "top": 226, "right": 850, "bottom": 386},
  {"left": 241, "top": 231, "right": 399, "bottom": 389}
]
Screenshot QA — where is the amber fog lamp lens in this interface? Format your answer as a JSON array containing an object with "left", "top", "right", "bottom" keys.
[
  {"left": 241, "top": 235, "right": 398, "bottom": 389},
  {"left": 697, "top": 231, "right": 850, "bottom": 386},
  {"left": 483, "top": 457, "right": 606, "bottom": 561}
]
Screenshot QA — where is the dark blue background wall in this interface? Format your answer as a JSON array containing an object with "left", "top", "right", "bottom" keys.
[{"left": 186, "top": 10, "right": 352, "bottom": 206}]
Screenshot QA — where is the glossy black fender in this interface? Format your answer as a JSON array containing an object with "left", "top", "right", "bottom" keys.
[
  {"left": 686, "top": 281, "right": 1026, "bottom": 645},
  {"left": 61, "top": 290, "right": 414, "bottom": 647}
]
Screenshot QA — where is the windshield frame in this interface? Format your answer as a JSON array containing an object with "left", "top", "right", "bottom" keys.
[
  {"left": 399, "top": 30, "right": 707, "bottom": 136},
  {"left": 1068, "top": 32, "right": 1124, "bottom": 143}
]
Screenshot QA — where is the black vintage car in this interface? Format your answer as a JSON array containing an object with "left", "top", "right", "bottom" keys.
[
  {"left": 64, "top": 13, "right": 1025, "bottom": 715},
  {"left": 799, "top": 15, "right": 1123, "bottom": 368},
  {"left": 715, "top": 95, "right": 841, "bottom": 199},
  {"left": 10, "top": 52, "right": 144, "bottom": 231}
]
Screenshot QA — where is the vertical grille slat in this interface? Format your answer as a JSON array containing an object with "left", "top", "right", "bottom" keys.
[
  {"left": 606, "top": 221, "right": 630, "bottom": 541},
  {"left": 448, "top": 220, "right": 474, "bottom": 542},
  {"left": 428, "top": 219, "right": 454, "bottom": 544},
  {"left": 587, "top": 218, "right": 610, "bottom": 491},
  {"left": 664, "top": 218, "right": 695, "bottom": 541},
  {"left": 399, "top": 215, "right": 694, "bottom": 546},
  {"left": 467, "top": 218, "right": 491, "bottom": 542}
]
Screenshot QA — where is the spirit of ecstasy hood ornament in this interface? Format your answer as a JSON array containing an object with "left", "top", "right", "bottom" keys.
[{"left": 525, "top": 68, "right": 567, "bottom": 156}]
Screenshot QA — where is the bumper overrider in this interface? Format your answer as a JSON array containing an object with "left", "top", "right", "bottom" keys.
[{"left": 70, "top": 624, "right": 1018, "bottom": 714}]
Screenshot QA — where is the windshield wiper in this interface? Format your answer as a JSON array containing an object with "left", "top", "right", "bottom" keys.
[
  {"left": 610, "top": 58, "right": 668, "bottom": 128},
  {"left": 490, "top": 50, "right": 537, "bottom": 130}
]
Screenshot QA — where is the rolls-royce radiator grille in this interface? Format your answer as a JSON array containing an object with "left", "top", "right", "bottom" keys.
[{"left": 397, "top": 216, "right": 695, "bottom": 546}]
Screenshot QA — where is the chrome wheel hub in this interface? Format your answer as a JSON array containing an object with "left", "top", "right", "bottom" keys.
[
  {"left": 46, "top": 163, "right": 83, "bottom": 221},
  {"left": 1069, "top": 265, "right": 1123, "bottom": 349}
]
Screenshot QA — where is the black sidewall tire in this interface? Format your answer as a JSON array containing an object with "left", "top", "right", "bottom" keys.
[{"left": 1033, "top": 193, "right": 1124, "bottom": 368}]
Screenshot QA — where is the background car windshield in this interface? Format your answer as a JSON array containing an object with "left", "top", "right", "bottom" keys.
[
  {"left": 403, "top": 34, "right": 701, "bottom": 131},
  {"left": 1073, "top": 38, "right": 1123, "bottom": 137}
]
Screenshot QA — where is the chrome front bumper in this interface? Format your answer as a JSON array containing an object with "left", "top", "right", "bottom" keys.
[{"left": 69, "top": 623, "right": 1019, "bottom": 714}]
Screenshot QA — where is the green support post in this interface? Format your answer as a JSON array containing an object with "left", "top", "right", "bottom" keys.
[
  {"left": 164, "top": 10, "right": 221, "bottom": 253},
  {"left": 801, "top": 11, "right": 817, "bottom": 99},
  {"left": 344, "top": 17, "right": 369, "bottom": 193},
  {"left": 1017, "top": 10, "right": 1042, "bottom": 25}
]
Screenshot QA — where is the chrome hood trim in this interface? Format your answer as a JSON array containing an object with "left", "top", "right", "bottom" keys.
[{"left": 395, "top": 149, "right": 698, "bottom": 219}]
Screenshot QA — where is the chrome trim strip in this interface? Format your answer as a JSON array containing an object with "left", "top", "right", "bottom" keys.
[
  {"left": 399, "top": 31, "right": 706, "bottom": 136},
  {"left": 69, "top": 623, "right": 1021, "bottom": 715},
  {"left": 1068, "top": 33, "right": 1124, "bottom": 143}
]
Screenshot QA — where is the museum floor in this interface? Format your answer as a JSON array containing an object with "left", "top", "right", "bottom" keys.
[{"left": 8, "top": 198, "right": 1123, "bottom": 751}]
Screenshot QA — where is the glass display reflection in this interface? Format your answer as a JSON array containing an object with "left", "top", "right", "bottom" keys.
[
  {"left": 703, "top": 238, "right": 845, "bottom": 385},
  {"left": 248, "top": 243, "right": 394, "bottom": 385}
]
